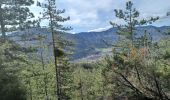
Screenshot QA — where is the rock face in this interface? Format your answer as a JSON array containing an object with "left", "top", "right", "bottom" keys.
[{"left": 10, "top": 26, "right": 170, "bottom": 61}]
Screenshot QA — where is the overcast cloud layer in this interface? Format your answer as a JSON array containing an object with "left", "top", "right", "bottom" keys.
[{"left": 32, "top": 0, "right": 170, "bottom": 33}]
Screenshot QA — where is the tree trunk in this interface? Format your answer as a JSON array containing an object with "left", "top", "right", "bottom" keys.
[
  {"left": 39, "top": 40, "right": 49, "bottom": 100},
  {"left": 48, "top": 0, "right": 61, "bottom": 99}
]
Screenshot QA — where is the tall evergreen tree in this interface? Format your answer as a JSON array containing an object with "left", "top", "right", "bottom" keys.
[
  {"left": 0, "top": 0, "right": 36, "bottom": 99},
  {"left": 110, "top": 1, "right": 159, "bottom": 46},
  {"left": 0, "top": 0, "right": 35, "bottom": 38},
  {"left": 101, "top": 1, "right": 170, "bottom": 99},
  {"left": 37, "top": 0, "right": 72, "bottom": 99}
]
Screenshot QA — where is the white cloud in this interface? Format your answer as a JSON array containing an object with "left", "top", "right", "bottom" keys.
[
  {"left": 30, "top": 0, "right": 170, "bottom": 32},
  {"left": 57, "top": 0, "right": 123, "bottom": 31}
]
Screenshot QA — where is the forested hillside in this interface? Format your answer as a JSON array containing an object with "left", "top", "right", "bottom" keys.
[
  {"left": 10, "top": 26, "right": 170, "bottom": 61},
  {"left": 0, "top": 0, "right": 170, "bottom": 100}
]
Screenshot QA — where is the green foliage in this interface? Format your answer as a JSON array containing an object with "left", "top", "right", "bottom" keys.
[
  {"left": 0, "top": 0, "right": 37, "bottom": 99},
  {"left": 0, "top": 0, "right": 170, "bottom": 100},
  {"left": 102, "top": 1, "right": 170, "bottom": 99},
  {"left": 37, "top": 0, "right": 73, "bottom": 99},
  {"left": 0, "top": 39, "right": 27, "bottom": 100},
  {"left": 0, "top": 0, "right": 36, "bottom": 38},
  {"left": 99, "top": 35, "right": 170, "bottom": 99},
  {"left": 22, "top": 60, "right": 56, "bottom": 100},
  {"left": 110, "top": 1, "right": 159, "bottom": 42},
  {"left": 70, "top": 63, "right": 104, "bottom": 100}
]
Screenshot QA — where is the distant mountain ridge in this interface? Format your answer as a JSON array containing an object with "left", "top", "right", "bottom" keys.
[
  {"left": 10, "top": 26, "right": 170, "bottom": 61},
  {"left": 69, "top": 25, "right": 170, "bottom": 61}
]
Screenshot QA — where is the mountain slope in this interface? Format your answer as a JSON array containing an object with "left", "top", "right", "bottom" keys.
[
  {"left": 10, "top": 26, "right": 170, "bottom": 61},
  {"left": 70, "top": 26, "right": 170, "bottom": 61}
]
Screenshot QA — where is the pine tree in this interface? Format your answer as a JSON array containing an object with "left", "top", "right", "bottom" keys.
[
  {"left": 37, "top": 0, "right": 72, "bottom": 99},
  {"left": 0, "top": 0, "right": 35, "bottom": 39},
  {"left": 110, "top": 1, "right": 159, "bottom": 46},
  {"left": 37, "top": 33, "right": 49, "bottom": 100},
  {"left": 101, "top": 1, "right": 170, "bottom": 99},
  {"left": 0, "top": 0, "right": 37, "bottom": 99}
]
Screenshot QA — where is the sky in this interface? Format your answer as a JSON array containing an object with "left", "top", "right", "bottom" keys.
[{"left": 31, "top": 0, "right": 170, "bottom": 33}]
